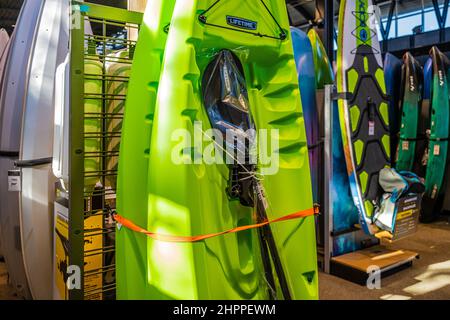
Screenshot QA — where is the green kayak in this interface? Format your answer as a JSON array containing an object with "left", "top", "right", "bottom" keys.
[
  {"left": 396, "top": 52, "right": 423, "bottom": 172},
  {"left": 118, "top": 0, "right": 318, "bottom": 300},
  {"left": 116, "top": 0, "right": 176, "bottom": 300}
]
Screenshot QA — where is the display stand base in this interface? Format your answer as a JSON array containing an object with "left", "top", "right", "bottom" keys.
[{"left": 330, "top": 245, "right": 419, "bottom": 286}]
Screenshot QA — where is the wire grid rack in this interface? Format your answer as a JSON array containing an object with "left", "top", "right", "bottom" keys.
[{"left": 70, "top": 3, "right": 141, "bottom": 300}]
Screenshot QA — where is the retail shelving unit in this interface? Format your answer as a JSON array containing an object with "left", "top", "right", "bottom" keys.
[{"left": 55, "top": 2, "right": 142, "bottom": 300}]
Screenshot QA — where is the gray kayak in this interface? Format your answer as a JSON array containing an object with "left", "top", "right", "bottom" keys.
[
  {"left": 0, "top": 0, "right": 44, "bottom": 299},
  {"left": 18, "top": 0, "right": 70, "bottom": 300},
  {"left": 0, "top": 28, "right": 10, "bottom": 259}
]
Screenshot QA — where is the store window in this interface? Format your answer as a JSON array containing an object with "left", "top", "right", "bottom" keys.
[
  {"left": 397, "top": 13, "right": 422, "bottom": 37},
  {"left": 377, "top": 3, "right": 448, "bottom": 39},
  {"left": 424, "top": 8, "right": 440, "bottom": 32},
  {"left": 376, "top": 17, "right": 397, "bottom": 40},
  {"left": 446, "top": 6, "right": 450, "bottom": 27}
]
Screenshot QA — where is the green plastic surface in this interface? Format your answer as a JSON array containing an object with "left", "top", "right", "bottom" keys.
[
  {"left": 118, "top": 0, "right": 318, "bottom": 300},
  {"left": 116, "top": 0, "right": 176, "bottom": 300},
  {"left": 396, "top": 53, "right": 422, "bottom": 171},
  {"left": 424, "top": 47, "right": 450, "bottom": 201},
  {"left": 307, "top": 28, "right": 333, "bottom": 89}
]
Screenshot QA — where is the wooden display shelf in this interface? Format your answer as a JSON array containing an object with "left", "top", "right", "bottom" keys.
[{"left": 330, "top": 245, "right": 419, "bottom": 285}]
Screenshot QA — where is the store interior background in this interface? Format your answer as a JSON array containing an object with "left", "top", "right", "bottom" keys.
[{"left": 1, "top": 0, "right": 450, "bottom": 300}]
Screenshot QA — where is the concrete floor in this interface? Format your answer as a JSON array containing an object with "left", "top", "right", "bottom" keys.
[
  {"left": 320, "top": 218, "right": 450, "bottom": 300},
  {"left": 0, "top": 258, "right": 21, "bottom": 300},
  {"left": 1, "top": 220, "right": 450, "bottom": 300}
]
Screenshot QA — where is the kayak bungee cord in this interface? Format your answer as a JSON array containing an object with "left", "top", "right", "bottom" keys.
[{"left": 198, "top": 0, "right": 286, "bottom": 40}]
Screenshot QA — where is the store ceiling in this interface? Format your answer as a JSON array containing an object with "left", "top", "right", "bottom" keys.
[
  {"left": 0, "top": 0, "right": 445, "bottom": 36},
  {"left": 287, "top": 0, "right": 447, "bottom": 28},
  {"left": 0, "top": 0, "right": 24, "bottom": 34},
  {"left": 0, "top": 0, "right": 127, "bottom": 36}
]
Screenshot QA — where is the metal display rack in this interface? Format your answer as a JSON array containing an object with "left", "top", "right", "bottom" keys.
[
  {"left": 321, "top": 83, "right": 420, "bottom": 283},
  {"left": 66, "top": 2, "right": 142, "bottom": 300},
  {"left": 306, "top": 0, "right": 422, "bottom": 278},
  {"left": 320, "top": 84, "right": 380, "bottom": 273}
]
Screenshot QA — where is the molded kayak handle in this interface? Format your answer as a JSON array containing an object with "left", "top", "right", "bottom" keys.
[
  {"left": 15, "top": 157, "right": 53, "bottom": 168},
  {"left": 0, "top": 150, "right": 20, "bottom": 157}
]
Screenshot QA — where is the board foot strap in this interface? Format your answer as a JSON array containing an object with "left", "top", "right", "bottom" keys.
[{"left": 111, "top": 206, "right": 319, "bottom": 243}]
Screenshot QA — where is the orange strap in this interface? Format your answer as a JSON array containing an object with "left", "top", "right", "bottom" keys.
[{"left": 113, "top": 206, "right": 319, "bottom": 243}]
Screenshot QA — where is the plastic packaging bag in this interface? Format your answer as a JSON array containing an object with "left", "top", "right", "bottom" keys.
[{"left": 202, "top": 49, "right": 256, "bottom": 164}]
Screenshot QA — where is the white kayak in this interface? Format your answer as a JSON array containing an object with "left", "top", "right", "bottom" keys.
[
  {"left": 0, "top": 0, "right": 44, "bottom": 299},
  {"left": 18, "top": 0, "right": 70, "bottom": 300}
]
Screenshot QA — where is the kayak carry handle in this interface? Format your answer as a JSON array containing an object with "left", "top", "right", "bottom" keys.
[{"left": 15, "top": 157, "right": 53, "bottom": 168}]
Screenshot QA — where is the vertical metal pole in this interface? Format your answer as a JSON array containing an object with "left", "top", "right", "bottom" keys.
[
  {"left": 100, "top": 19, "right": 108, "bottom": 300},
  {"left": 316, "top": 0, "right": 334, "bottom": 273},
  {"left": 395, "top": 2, "right": 398, "bottom": 38},
  {"left": 323, "top": 84, "right": 334, "bottom": 274},
  {"left": 442, "top": 0, "right": 450, "bottom": 27},
  {"left": 324, "top": 0, "right": 334, "bottom": 274},
  {"left": 385, "top": 0, "right": 397, "bottom": 40},
  {"left": 421, "top": 0, "right": 425, "bottom": 34},
  {"left": 69, "top": 4, "right": 86, "bottom": 300},
  {"left": 382, "top": 0, "right": 397, "bottom": 53},
  {"left": 324, "top": 0, "right": 334, "bottom": 62},
  {"left": 432, "top": 0, "right": 444, "bottom": 29},
  {"left": 432, "top": 0, "right": 449, "bottom": 42}
]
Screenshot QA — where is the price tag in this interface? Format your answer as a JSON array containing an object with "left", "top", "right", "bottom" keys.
[
  {"left": 433, "top": 144, "right": 440, "bottom": 156},
  {"left": 368, "top": 121, "right": 375, "bottom": 136},
  {"left": 8, "top": 170, "right": 21, "bottom": 192},
  {"left": 402, "top": 141, "right": 409, "bottom": 151},
  {"left": 105, "top": 186, "right": 116, "bottom": 200}
]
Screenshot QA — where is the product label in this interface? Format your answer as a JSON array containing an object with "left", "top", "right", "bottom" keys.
[
  {"left": 104, "top": 186, "right": 116, "bottom": 200},
  {"left": 409, "top": 76, "right": 415, "bottom": 92},
  {"left": 392, "top": 194, "right": 421, "bottom": 241},
  {"left": 7, "top": 170, "right": 21, "bottom": 192},
  {"left": 396, "top": 209, "right": 413, "bottom": 220},
  {"left": 421, "top": 147, "right": 429, "bottom": 165},
  {"left": 433, "top": 144, "right": 440, "bottom": 156},
  {"left": 54, "top": 206, "right": 69, "bottom": 300},
  {"left": 368, "top": 121, "right": 375, "bottom": 136},
  {"left": 402, "top": 141, "right": 409, "bottom": 151},
  {"left": 431, "top": 184, "right": 438, "bottom": 199},
  {"left": 226, "top": 16, "right": 257, "bottom": 30},
  {"left": 54, "top": 201, "right": 69, "bottom": 220}
]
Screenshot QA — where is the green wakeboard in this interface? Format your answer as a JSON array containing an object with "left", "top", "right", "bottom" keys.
[
  {"left": 337, "top": 0, "right": 391, "bottom": 235},
  {"left": 421, "top": 46, "right": 450, "bottom": 222},
  {"left": 396, "top": 52, "right": 423, "bottom": 172},
  {"left": 116, "top": 0, "right": 176, "bottom": 299},
  {"left": 131, "top": 0, "right": 318, "bottom": 300}
]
